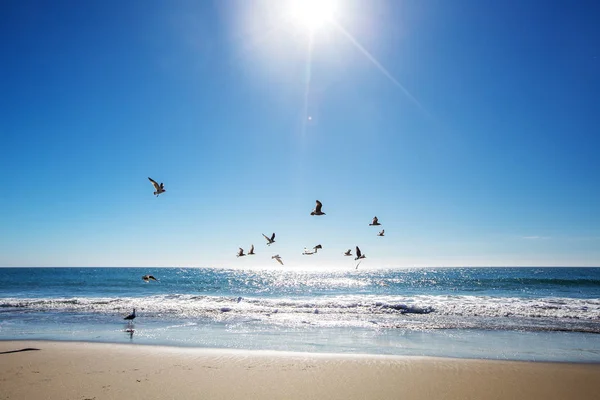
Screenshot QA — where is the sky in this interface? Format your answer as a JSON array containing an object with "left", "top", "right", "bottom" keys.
[{"left": 1, "top": 0, "right": 599, "bottom": 268}]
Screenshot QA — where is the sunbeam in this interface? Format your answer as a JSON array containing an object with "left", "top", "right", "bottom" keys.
[
  {"left": 332, "top": 20, "right": 429, "bottom": 116},
  {"left": 301, "top": 31, "right": 315, "bottom": 137}
]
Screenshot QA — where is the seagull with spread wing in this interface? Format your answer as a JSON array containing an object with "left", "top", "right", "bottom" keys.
[
  {"left": 236, "top": 248, "right": 245, "bottom": 257},
  {"left": 263, "top": 233, "right": 276, "bottom": 245},
  {"left": 302, "top": 244, "right": 322, "bottom": 255},
  {"left": 310, "top": 200, "right": 326, "bottom": 216},
  {"left": 369, "top": 216, "right": 380, "bottom": 226},
  {"left": 247, "top": 244, "right": 255, "bottom": 255},
  {"left": 272, "top": 254, "right": 284, "bottom": 265},
  {"left": 148, "top": 177, "right": 165, "bottom": 196},
  {"left": 378, "top": 229, "right": 385, "bottom": 237},
  {"left": 142, "top": 275, "right": 158, "bottom": 282},
  {"left": 355, "top": 246, "right": 366, "bottom": 261}
]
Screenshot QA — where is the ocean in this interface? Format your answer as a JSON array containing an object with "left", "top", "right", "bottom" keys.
[{"left": 1, "top": 267, "right": 599, "bottom": 362}]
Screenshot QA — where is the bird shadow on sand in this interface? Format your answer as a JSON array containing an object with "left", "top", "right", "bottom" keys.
[{"left": 0, "top": 347, "right": 41, "bottom": 355}]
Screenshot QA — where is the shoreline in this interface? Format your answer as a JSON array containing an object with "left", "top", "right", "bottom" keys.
[
  {"left": 1, "top": 340, "right": 599, "bottom": 400},
  {"left": 2, "top": 337, "right": 600, "bottom": 364}
]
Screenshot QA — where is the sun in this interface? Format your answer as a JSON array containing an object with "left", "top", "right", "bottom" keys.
[{"left": 290, "top": 0, "right": 337, "bottom": 31}]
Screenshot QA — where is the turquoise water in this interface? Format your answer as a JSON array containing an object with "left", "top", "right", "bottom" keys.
[{"left": 1, "top": 267, "right": 599, "bottom": 361}]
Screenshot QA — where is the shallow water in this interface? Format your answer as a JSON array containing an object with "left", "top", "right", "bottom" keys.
[{"left": 1, "top": 267, "right": 599, "bottom": 362}]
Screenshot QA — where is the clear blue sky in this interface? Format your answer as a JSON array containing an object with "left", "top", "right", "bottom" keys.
[{"left": 1, "top": 0, "right": 598, "bottom": 268}]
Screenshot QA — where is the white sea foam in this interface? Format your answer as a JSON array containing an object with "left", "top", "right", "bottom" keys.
[{"left": 2, "top": 293, "right": 599, "bottom": 324}]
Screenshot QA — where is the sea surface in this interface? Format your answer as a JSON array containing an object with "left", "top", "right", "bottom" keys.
[{"left": 1, "top": 267, "right": 599, "bottom": 362}]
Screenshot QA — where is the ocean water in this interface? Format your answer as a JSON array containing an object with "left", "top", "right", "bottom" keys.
[{"left": 1, "top": 267, "right": 599, "bottom": 362}]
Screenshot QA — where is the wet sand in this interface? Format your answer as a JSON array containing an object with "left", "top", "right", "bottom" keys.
[{"left": 1, "top": 340, "right": 599, "bottom": 400}]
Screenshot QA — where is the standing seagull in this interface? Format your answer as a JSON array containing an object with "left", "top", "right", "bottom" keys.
[
  {"left": 378, "top": 229, "right": 385, "bottom": 237},
  {"left": 310, "top": 200, "right": 326, "bottom": 216},
  {"left": 272, "top": 254, "right": 284, "bottom": 265},
  {"left": 343, "top": 249, "right": 352, "bottom": 256},
  {"left": 237, "top": 248, "right": 246, "bottom": 257},
  {"left": 148, "top": 177, "right": 165, "bottom": 197},
  {"left": 355, "top": 246, "right": 366, "bottom": 261},
  {"left": 369, "top": 216, "right": 381, "bottom": 226},
  {"left": 248, "top": 244, "right": 255, "bottom": 255},
  {"left": 262, "top": 233, "right": 276, "bottom": 245},
  {"left": 124, "top": 309, "right": 136, "bottom": 323}
]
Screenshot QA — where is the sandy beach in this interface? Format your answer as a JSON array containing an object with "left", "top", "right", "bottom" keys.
[{"left": 0, "top": 341, "right": 598, "bottom": 400}]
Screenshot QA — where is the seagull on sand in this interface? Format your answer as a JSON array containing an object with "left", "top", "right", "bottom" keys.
[
  {"left": 148, "top": 177, "right": 165, "bottom": 197},
  {"left": 355, "top": 246, "right": 366, "bottom": 261},
  {"left": 124, "top": 309, "right": 136, "bottom": 322},
  {"left": 311, "top": 200, "right": 326, "bottom": 216},
  {"left": 237, "top": 248, "right": 246, "bottom": 257},
  {"left": 248, "top": 244, "right": 255, "bottom": 255},
  {"left": 369, "top": 216, "right": 381, "bottom": 226},
  {"left": 272, "top": 254, "right": 284, "bottom": 265},
  {"left": 378, "top": 229, "right": 385, "bottom": 237},
  {"left": 142, "top": 275, "right": 158, "bottom": 282},
  {"left": 263, "top": 233, "right": 276, "bottom": 245},
  {"left": 343, "top": 249, "right": 352, "bottom": 256}
]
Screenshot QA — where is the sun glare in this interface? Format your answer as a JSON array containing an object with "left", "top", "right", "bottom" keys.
[{"left": 291, "top": 0, "right": 336, "bottom": 31}]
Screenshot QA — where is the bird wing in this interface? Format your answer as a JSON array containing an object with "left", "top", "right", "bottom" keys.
[
  {"left": 249, "top": 244, "right": 254, "bottom": 253},
  {"left": 238, "top": 248, "right": 244, "bottom": 256},
  {"left": 315, "top": 200, "right": 323, "bottom": 213},
  {"left": 262, "top": 233, "right": 270, "bottom": 242},
  {"left": 148, "top": 177, "right": 160, "bottom": 191},
  {"left": 356, "top": 246, "right": 362, "bottom": 258},
  {"left": 372, "top": 216, "right": 378, "bottom": 225},
  {"left": 271, "top": 232, "right": 275, "bottom": 241},
  {"left": 276, "top": 257, "right": 284, "bottom": 265},
  {"left": 149, "top": 275, "right": 157, "bottom": 281}
]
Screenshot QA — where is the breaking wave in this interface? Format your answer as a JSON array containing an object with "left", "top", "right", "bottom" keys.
[{"left": 2, "top": 293, "right": 599, "bottom": 333}]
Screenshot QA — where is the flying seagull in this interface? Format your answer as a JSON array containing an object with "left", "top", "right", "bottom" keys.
[
  {"left": 302, "top": 244, "right": 322, "bottom": 255},
  {"left": 237, "top": 248, "right": 246, "bottom": 257},
  {"left": 124, "top": 308, "right": 136, "bottom": 322},
  {"left": 355, "top": 246, "right": 366, "bottom": 261},
  {"left": 343, "top": 249, "right": 352, "bottom": 256},
  {"left": 378, "top": 229, "right": 385, "bottom": 237},
  {"left": 311, "top": 200, "right": 326, "bottom": 216},
  {"left": 248, "top": 244, "right": 255, "bottom": 255},
  {"left": 369, "top": 216, "right": 380, "bottom": 226},
  {"left": 272, "top": 254, "right": 284, "bottom": 265},
  {"left": 148, "top": 177, "right": 165, "bottom": 196},
  {"left": 142, "top": 275, "right": 157, "bottom": 282},
  {"left": 302, "top": 248, "right": 314, "bottom": 255},
  {"left": 263, "top": 233, "right": 276, "bottom": 245}
]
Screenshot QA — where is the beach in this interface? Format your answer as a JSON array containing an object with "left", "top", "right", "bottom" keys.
[{"left": 1, "top": 340, "right": 599, "bottom": 400}]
